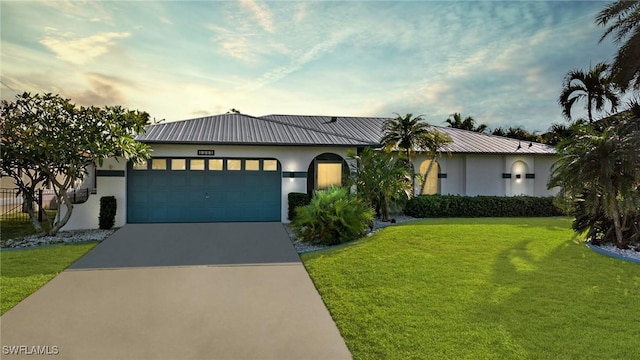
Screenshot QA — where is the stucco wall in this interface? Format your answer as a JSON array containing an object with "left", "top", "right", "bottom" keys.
[
  {"left": 61, "top": 145, "right": 559, "bottom": 230},
  {"left": 61, "top": 158, "right": 127, "bottom": 231},
  {"left": 465, "top": 155, "right": 505, "bottom": 196},
  {"left": 62, "top": 145, "right": 353, "bottom": 229},
  {"left": 534, "top": 155, "right": 559, "bottom": 196}
]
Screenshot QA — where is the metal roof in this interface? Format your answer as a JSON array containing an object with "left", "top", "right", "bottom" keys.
[
  {"left": 137, "top": 113, "right": 556, "bottom": 154},
  {"left": 262, "top": 115, "right": 556, "bottom": 155},
  {"left": 136, "top": 114, "right": 378, "bottom": 146}
]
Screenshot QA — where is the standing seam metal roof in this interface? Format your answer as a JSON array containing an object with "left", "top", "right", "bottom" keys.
[
  {"left": 137, "top": 113, "right": 556, "bottom": 154},
  {"left": 136, "top": 114, "right": 379, "bottom": 146},
  {"left": 262, "top": 115, "right": 556, "bottom": 154}
]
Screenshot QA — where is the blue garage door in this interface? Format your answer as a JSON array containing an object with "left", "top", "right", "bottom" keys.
[{"left": 127, "top": 158, "right": 281, "bottom": 223}]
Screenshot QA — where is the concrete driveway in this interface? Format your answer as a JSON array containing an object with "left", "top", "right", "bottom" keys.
[{"left": 0, "top": 223, "right": 351, "bottom": 360}]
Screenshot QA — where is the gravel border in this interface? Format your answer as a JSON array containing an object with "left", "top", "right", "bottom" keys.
[
  {"left": 587, "top": 243, "right": 640, "bottom": 264},
  {"left": 1, "top": 229, "right": 117, "bottom": 249}
]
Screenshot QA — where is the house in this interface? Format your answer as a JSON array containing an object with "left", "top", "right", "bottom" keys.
[{"left": 61, "top": 113, "right": 558, "bottom": 230}]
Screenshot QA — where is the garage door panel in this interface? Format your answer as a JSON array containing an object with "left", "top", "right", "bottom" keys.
[{"left": 127, "top": 158, "right": 281, "bottom": 223}]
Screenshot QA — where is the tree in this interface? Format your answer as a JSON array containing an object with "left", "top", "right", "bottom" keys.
[
  {"left": 0, "top": 93, "right": 151, "bottom": 235},
  {"left": 445, "top": 113, "right": 487, "bottom": 133},
  {"left": 380, "top": 113, "right": 452, "bottom": 196},
  {"left": 348, "top": 148, "right": 412, "bottom": 221},
  {"left": 558, "top": 63, "right": 619, "bottom": 122},
  {"left": 492, "top": 126, "right": 538, "bottom": 142},
  {"left": 549, "top": 105, "right": 640, "bottom": 248},
  {"left": 596, "top": 0, "right": 640, "bottom": 91}
]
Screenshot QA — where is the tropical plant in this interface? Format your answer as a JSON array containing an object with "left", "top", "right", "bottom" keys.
[
  {"left": 381, "top": 113, "right": 431, "bottom": 163},
  {"left": 380, "top": 113, "right": 452, "bottom": 197},
  {"left": 291, "top": 186, "right": 374, "bottom": 246},
  {"left": 348, "top": 148, "right": 412, "bottom": 221},
  {"left": 596, "top": 0, "right": 640, "bottom": 91},
  {"left": 445, "top": 113, "right": 488, "bottom": 133},
  {"left": 549, "top": 104, "right": 640, "bottom": 248},
  {"left": 558, "top": 63, "right": 619, "bottom": 122},
  {"left": 492, "top": 126, "right": 538, "bottom": 142},
  {"left": 0, "top": 92, "right": 151, "bottom": 235}
]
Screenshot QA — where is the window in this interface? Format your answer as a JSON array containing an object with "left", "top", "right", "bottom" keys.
[
  {"left": 419, "top": 160, "right": 439, "bottom": 195},
  {"left": 245, "top": 160, "right": 259, "bottom": 171},
  {"left": 152, "top": 159, "right": 167, "bottom": 170},
  {"left": 263, "top": 160, "right": 278, "bottom": 171},
  {"left": 227, "top": 159, "right": 242, "bottom": 171},
  {"left": 171, "top": 159, "right": 186, "bottom": 170},
  {"left": 317, "top": 163, "right": 342, "bottom": 189},
  {"left": 190, "top": 159, "right": 205, "bottom": 170},
  {"left": 209, "top": 159, "right": 223, "bottom": 171},
  {"left": 132, "top": 160, "right": 148, "bottom": 170}
]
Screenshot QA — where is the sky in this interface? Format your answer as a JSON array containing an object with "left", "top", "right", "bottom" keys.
[{"left": 0, "top": 0, "right": 622, "bottom": 133}]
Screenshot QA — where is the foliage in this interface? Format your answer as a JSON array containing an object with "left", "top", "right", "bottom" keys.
[
  {"left": 549, "top": 103, "right": 640, "bottom": 248},
  {"left": 491, "top": 126, "right": 539, "bottom": 142},
  {"left": 348, "top": 148, "right": 412, "bottom": 221},
  {"left": 287, "top": 192, "right": 311, "bottom": 221},
  {"left": 404, "top": 194, "right": 564, "bottom": 218},
  {"left": 558, "top": 62, "right": 619, "bottom": 122},
  {"left": 596, "top": 0, "right": 640, "bottom": 91},
  {"left": 1, "top": 242, "right": 98, "bottom": 314},
  {"left": 301, "top": 218, "right": 640, "bottom": 360},
  {"left": 98, "top": 196, "right": 117, "bottom": 230},
  {"left": 0, "top": 92, "right": 151, "bottom": 236},
  {"left": 444, "top": 112, "right": 487, "bottom": 133},
  {"left": 291, "top": 186, "right": 374, "bottom": 246}
]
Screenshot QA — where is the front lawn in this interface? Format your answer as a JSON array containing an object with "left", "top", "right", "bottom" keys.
[
  {"left": 301, "top": 217, "right": 640, "bottom": 360},
  {"left": 0, "top": 243, "right": 98, "bottom": 315}
]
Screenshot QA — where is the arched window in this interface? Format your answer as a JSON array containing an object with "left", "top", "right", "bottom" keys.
[
  {"left": 307, "top": 153, "right": 349, "bottom": 192},
  {"left": 419, "top": 160, "right": 439, "bottom": 195}
]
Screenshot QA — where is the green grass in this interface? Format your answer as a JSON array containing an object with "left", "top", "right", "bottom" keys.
[
  {"left": 301, "top": 217, "right": 640, "bottom": 360},
  {"left": 0, "top": 243, "right": 97, "bottom": 315},
  {"left": 1, "top": 211, "right": 56, "bottom": 242}
]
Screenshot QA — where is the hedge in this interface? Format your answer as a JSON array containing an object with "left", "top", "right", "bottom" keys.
[
  {"left": 99, "top": 196, "right": 117, "bottom": 229},
  {"left": 287, "top": 192, "right": 311, "bottom": 221},
  {"left": 404, "top": 195, "right": 565, "bottom": 218}
]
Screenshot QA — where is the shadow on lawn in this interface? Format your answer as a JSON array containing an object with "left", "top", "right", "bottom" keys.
[{"left": 467, "top": 237, "right": 640, "bottom": 359}]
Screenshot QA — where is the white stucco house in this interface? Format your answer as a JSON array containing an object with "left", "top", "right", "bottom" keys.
[{"left": 61, "top": 113, "right": 558, "bottom": 230}]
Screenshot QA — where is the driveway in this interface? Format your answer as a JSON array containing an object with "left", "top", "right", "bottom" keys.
[{"left": 0, "top": 223, "right": 351, "bottom": 360}]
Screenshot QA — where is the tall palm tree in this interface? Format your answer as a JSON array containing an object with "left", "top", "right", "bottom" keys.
[
  {"left": 596, "top": 0, "right": 640, "bottom": 90},
  {"left": 381, "top": 113, "right": 431, "bottom": 163},
  {"left": 381, "top": 113, "right": 452, "bottom": 196},
  {"left": 558, "top": 63, "right": 619, "bottom": 122},
  {"left": 445, "top": 113, "right": 487, "bottom": 133}
]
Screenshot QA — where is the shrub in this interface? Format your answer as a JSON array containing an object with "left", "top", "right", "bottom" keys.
[
  {"left": 99, "top": 196, "right": 117, "bottom": 230},
  {"left": 287, "top": 192, "right": 311, "bottom": 221},
  {"left": 404, "top": 195, "right": 565, "bottom": 218},
  {"left": 292, "top": 186, "right": 375, "bottom": 246}
]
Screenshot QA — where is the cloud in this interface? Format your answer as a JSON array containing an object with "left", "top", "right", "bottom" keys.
[
  {"left": 242, "top": 30, "right": 353, "bottom": 92},
  {"left": 239, "top": 0, "right": 274, "bottom": 32},
  {"left": 206, "top": 24, "right": 254, "bottom": 61},
  {"left": 293, "top": 3, "right": 307, "bottom": 23},
  {"left": 160, "top": 16, "right": 173, "bottom": 25},
  {"left": 39, "top": 31, "right": 130, "bottom": 65},
  {"left": 67, "top": 73, "right": 132, "bottom": 106}
]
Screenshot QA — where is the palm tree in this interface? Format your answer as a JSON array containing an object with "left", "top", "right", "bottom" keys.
[
  {"left": 348, "top": 148, "right": 412, "bottom": 221},
  {"left": 558, "top": 63, "right": 619, "bottom": 122},
  {"left": 596, "top": 1, "right": 640, "bottom": 90},
  {"left": 549, "top": 117, "right": 640, "bottom": 248},
  {"left": 445, "top": 113, "right": 487, "bottom": 133},
  {"left": 381, "top": 113, "right": 452, "bottom": 197},
  {"left": 381, "top": 113, "right": 430, "bottom": 163}
]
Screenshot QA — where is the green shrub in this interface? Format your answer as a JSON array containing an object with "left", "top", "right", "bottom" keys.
[
  {"left": 287, "top": 192, "right": 311, "bottom": 221},
  {"left": 292, "top": 186, "right": 375, "bottom": 246},
  {"left": 99, "top": 196, "right": 117, "bottom": 229},
  {"left": 404, "top": 195, "right": 565, "bottom": 218}
]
